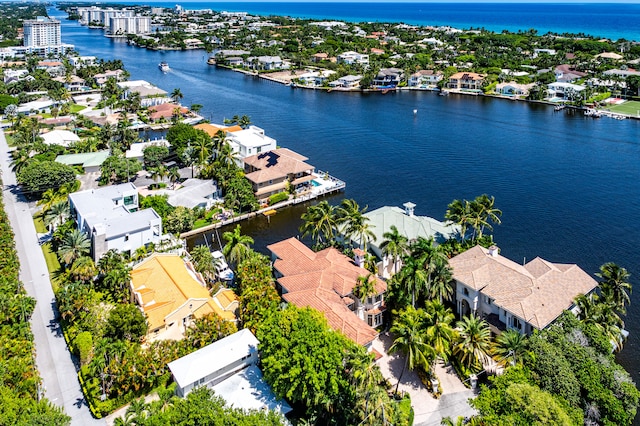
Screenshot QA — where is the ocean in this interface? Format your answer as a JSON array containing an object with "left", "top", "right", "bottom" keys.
[{"left": 116, "top": 1, "right": 640, "bottom": 41}]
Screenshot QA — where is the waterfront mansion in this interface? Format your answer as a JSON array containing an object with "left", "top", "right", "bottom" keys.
[{"left": 450, "top": 245, "right": 598, "bottom": 335}]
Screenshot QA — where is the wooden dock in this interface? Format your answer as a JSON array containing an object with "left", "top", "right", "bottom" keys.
[{"left": 180, "top": 172, "right": 345, "bottom": 238}]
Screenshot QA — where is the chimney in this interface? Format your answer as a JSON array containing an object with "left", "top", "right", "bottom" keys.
[
  {"left": 488, "top": 245, "right": 499, "bottom": 257},
  {"left": 353, "top": 248, "right": 365, "bottom": 268},
  {"left": 403, "top": 202, "right": 416, "bottom": 217}
]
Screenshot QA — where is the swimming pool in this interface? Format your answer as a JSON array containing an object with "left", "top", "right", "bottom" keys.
[{"left": 311, "top": 180, "right": 321, "bottom": 187}]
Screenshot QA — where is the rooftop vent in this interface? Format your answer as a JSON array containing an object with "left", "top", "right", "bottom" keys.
[{"left": 488, "top": 245, "right": 499, "bottom": 257}]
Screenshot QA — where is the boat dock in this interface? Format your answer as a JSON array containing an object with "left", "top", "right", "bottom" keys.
[{"left": 180, "top": 170, "right": 345, "bottom": 238}]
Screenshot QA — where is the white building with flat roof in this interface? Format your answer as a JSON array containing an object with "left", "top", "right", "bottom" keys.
[
  {"left": 68, "top": 183, "right": 162, "bottom": 261},
  {"left": 167, "top": 329, "right": 291, "bottom": 417},
  {"left": 226, "top": 125, "right": 277, "bottom": 163},
  {"left": 24, "top": 17, "right": 61, "bottom": 47}
]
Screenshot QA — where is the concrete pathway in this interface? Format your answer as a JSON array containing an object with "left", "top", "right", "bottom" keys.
[
  {"left": 373, "top": 333, "right": 477, "bottom": 425},
  {"left": 0, "top": 130, "right": 103, "bottom": 426}
]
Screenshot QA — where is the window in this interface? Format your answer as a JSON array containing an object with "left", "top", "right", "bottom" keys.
[
  {"left": 512, "top": 317, "right": 522, "bottom": 329},
  {"left": 463, "top": 287, "right": 469, "bottom": 296},
  {"left": 367, "top": 314, "right": 373, "bottom": 327},
  {"left": 124, "top": 195, "right": 135, "bottom": 206},
  {"left": 124, "top": 234, "right": 129, "bottom": 242},
  {"left": 485, "top": 296, "right": 492, "bottom": 305}
]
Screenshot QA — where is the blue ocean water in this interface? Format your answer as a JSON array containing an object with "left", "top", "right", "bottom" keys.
[{"left": 117, "top": 1, "right": 640, "bottom": 41}]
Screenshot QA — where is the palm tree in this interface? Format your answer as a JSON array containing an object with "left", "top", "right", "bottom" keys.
[
  {"left": 424, "top": 300, "right": 457, "bottom": 361},
  {"left": 444, "top": 199, "right": 470, "bottom": 241},
  {"left": 215, "top": 142, "right": 239, "bottom": 169},
  {"left": 474, "top": 194, "right": 502, "bottom": 238},
  {"left": 354, "top": 273, "right": 376, "bottom": 321},
  {"left": 596, "top": 262, "right": 632, "bottom": 314},
  {"left": 69, "top": 256, "right": 97, "bottom": 283},
  {"left": 238, "top": 115, "right": 251, "bottom": 129},
  {"left": 43, "top": 200, "right": 70, "bottom": 231},
  {"left": 168, "top": 167, "right": 180, "bottom": 188},
  {"left": 389, "top": 306, "right": 435, "bottom": 393},
  {"left": 337, "top": 198, "right": 376, "bottom": 253},
  {"left": 492, "top": 329, "right": 526, "bottom": 367},
  {"left": 170, "top": 87, "right": 184, "bottom": 104},
  {"left": 410, "top": 237, "right": 450, "bottom": 302},
  {"left": 59, "top": 229, "right": 91, "bottom": 265},
  {"left": 299, "top": 201, "right": 338, "bottom": 246},
  {"left": 190, "top": 244, "right": 220, "bottom": 284},
  {"left": 396, "top": 256, "right": 428, "bottom": 308},
  {"left": 222, "top": 225, "right": 254, "bottom": 267},
  {"left": 193, "top": 135, "right": 213, "bottom": 167},
  {"left": 10, "top": 149, "right": 31, "bottom": 174},
  {"left": 428, "top": 261, "right": 454, "bottom": 303},
  {"left": 380, "top": 225, "right": 409, "bottom": 276},
  {"left": 454, "top": 315, "right": 492, "bottom": 370}
]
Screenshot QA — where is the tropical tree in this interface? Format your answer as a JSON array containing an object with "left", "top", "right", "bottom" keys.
[
  {"left": 444, "top": 198, "right": 469, "bottom": 240},
  {"left": 58, "top": 229, "right": 91, "bottom": 265},
  {"left": 380, "top": 225, "right": 409, "bottom": 276},
  {"left": 222, "top": 225, "right": 254, "bottom": 267},
  {"left": 428, "top": 261, "right": 454, "bottom": 303},
  {"left": 492, "top": 329, "right": 527, "bottom": 367},
  {"left": 596, "top": 262, "right": 632, "bottom": 314},
  {"left": 337, "top": 198, "right": 376, "bottom": 252},
  {"left": 299, "top": 200, "right": 338, "bottom": 246},
  {"left": 354, "top": 273, "right": 376, "bottom": 319},
  {"left": 474, "top": 194, "right": 502, "bottom": 238},
  {"left": 190, "top": 245, "right": 219, "bottom": 284},
  {"left": 424, "top": 300, "right": 457, "bottom": 361},
  {"left": 454, "top": 315, "right": 492, "bottom": 370},
  {"left": 396, "top": 256, "right": 428, "bottom": 308},
  {"left": 389, "top": 306, "right": 436, "bottom": 393},
  {"left": 69, "top": 256, "right": 97, "bottom": 283},
  {"left": 43, "top": 200, "right": 70, "bottom": 231},
  {"left": 170, "top": 87, "right": 183, "bottom": 104}
]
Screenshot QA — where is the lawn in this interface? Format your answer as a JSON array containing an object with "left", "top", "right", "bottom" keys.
[
  {"left": 606, "top": 100, "right": 640, "bottom": 116},
  {"left": 34, "top": 214, "right": 62, "bottom": 291}
]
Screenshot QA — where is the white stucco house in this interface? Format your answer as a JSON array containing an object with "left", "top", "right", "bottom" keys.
[
  {"left": 449, "top": 245, "right": 598, "bottom": 335},
  {"left": 167, "top": 329, "right": 292, "bottom": 417},
  {"left": 547, "top": 82, "right": 586, "bottom": 100},
  {"left": 337, "top": 51, "right": 369, "bottom": 66},
  {"left": 226, "top": 125, "right": 277, "bottom": 163},
  {"left": 68, "top": 183, "right": 163, "bottom": 261}
]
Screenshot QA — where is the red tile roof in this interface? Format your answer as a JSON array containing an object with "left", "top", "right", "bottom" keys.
[{"left": 268, "top": 237, "right": 386, "bottom": 346}]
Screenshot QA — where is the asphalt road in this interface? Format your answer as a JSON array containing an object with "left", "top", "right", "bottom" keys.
[{"left": 0, "top": 130, "right": 103, "bottom": 426}]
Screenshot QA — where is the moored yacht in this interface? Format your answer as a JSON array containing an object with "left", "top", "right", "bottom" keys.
[{"left": 211, "top": 250, "right": 234, "bottom": 282}]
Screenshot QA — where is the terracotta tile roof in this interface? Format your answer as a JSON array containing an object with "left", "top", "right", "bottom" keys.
[
  {"left": 130, "top": 254, "right": 237, "bottom": 333},
  {"left": 194, "top": 123, "right": 242, "bottom": 138},
  {"left": 244, "top": 148, "right": 314, "bottom": 185},
  {"left": 450, "top": 245, "right": 598, "bottom": 330},
  {"left": 268, "top": 238, "right": 386, "bottom": 346},
  {"left": 283, "top": 288, "right": 378, "bottom": 346},
  {"left": 148, "top": 103, "right": 188, "bottom": 120}
]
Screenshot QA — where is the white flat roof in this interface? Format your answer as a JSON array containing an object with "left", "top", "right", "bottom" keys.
[{"left": 168, "top": 329, "right": 259, "bottom": 389}]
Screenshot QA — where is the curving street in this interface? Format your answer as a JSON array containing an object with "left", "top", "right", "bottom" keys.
[{"left": 0, "top": 130, "right": 104, "bottom": 426}]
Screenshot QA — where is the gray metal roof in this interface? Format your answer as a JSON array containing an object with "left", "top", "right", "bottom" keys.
[{"left": 363, "top": 204, "right": 461, "bottom": 250}]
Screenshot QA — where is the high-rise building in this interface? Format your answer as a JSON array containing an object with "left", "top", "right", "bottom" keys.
[{"left": 23, "top": 16, "right": 61, "bottom": 47}]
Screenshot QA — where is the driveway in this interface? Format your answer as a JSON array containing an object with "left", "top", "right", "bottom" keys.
[
  {"left": 373, "top": 333, "right": 477, "bottom": 425},
  {"left": 0, "top": 130, "right": 104, "bottom": 425}
]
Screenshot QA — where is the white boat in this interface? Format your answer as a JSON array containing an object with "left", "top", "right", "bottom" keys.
[
  {"left": 159, "top": 61, "right": 170, "bottom": 72},
  {"left": 211, "top": 250, "right": 234, "bottom": 281}
]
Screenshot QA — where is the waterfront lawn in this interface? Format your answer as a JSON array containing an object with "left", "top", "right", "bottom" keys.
[{"left": 607, "top": 100, "right": 640, "bottom": 116}]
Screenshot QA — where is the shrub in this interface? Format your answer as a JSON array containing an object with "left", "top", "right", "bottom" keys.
[{"left": 268, "top": 191, "right": 289, "bottom": 205}]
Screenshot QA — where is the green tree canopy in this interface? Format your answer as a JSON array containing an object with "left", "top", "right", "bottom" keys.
[{"left": 17, "top": 160, "right": 77, "bottom": 196}]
